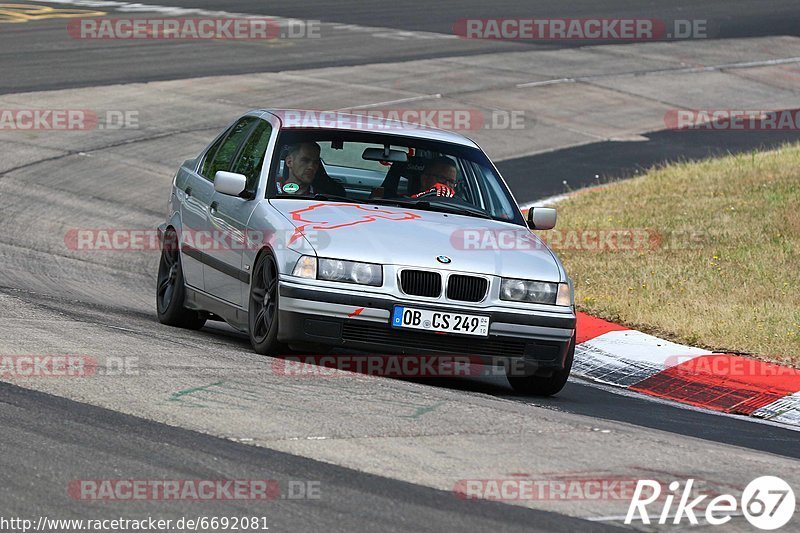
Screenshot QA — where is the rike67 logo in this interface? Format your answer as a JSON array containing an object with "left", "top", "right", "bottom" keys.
[{"left": 626, "top": 476, "right": 795, "bottom": 529}]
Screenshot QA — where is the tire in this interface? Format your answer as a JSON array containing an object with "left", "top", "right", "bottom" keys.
[
  {"left": 248, "top": 251, "right": 288, "bottom": 355},
  {"left": 506, "top": 332, "right": 575, "bottom": 396},
  {"left": 156, "top": 229, "right": 207, "bottom": 330}
]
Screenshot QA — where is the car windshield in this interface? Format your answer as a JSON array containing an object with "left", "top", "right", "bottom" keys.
[{"left": 268, "top": 129, "right": 524, "bottom": 225}]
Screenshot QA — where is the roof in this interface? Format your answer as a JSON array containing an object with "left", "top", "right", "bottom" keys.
[{"left": 258, "top": 108, "right": 480, "bottom": 148}]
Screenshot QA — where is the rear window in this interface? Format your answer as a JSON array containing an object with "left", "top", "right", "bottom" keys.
[{"left": 319, "top": 142, "right": 409, "bottom": 172}]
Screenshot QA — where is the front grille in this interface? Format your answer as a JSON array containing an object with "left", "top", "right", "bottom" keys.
[
  {"left": 400, "top": 270, "right": 441, "bottom": 298},
  {"left": 447, "top": 275, "right": 488, "bottom": 302},
  {"left": 341, "top": 322, "right": 526, "bottom": 358}
]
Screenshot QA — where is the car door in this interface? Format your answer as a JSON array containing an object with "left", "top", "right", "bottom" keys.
[
  {"left": 178, "top": 127, "right": 227, "bottom": 289},
  {"left": 204, "top": 117, "right": 274, "bottom": 307},
  {"left": 180, "top": 115, "right": 257, "bottom": 295}
]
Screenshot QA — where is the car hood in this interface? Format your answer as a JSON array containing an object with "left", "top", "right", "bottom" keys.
[{"left": 269, "top": 199, "right": 563, "bottom": 281}]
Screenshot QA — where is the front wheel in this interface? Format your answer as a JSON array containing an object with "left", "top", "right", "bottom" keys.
[
  {"left": 248, "top": 251, "right": 288, "bottom": 355},
  {"left": 506, "top": 333, "right": 575, "bottom": 396},
  {"left": 156, "top": 229, "right": 206, "bottom": 330}
]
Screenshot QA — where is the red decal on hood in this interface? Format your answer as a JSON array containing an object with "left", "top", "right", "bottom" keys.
[{"left": 288, "top": 203, "right": 421, "bottom": 244}]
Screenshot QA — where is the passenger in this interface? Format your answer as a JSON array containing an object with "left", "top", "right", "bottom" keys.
[{"left": 410, "top": 156, "right": 458, "bottom": 198}]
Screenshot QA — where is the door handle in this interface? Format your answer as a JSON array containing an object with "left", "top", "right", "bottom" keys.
[
  {"left": 209, "top": 201, "right": 218, "bottom": 214},
  {"left": 185, "top": 187, "right": 192, "bottom": 198}
]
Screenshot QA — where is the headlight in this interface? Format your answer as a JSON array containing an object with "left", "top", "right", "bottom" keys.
[
  {"left": 500, "top": 279, "right": 527, "bottom": 301},
  {"left": 319, "top": 258, "right": 348, "bottom": 281},
  {"left": 351, "top": 262, "right": 382, "bottom": 285},
  {"left": 293, "top": 256, "right": 382, "bottom": 286},
  {"left": 500, "top": 278, "right": 570, "bottom": 305}
]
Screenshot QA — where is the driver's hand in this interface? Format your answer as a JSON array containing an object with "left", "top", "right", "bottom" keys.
[{"left": 411, "top": 183, "right": 455, "bottom": 199}]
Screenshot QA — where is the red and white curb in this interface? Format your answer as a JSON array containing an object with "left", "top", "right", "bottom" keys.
[{"left": 574, "top": 313, "right": 800, "bottom": 428}]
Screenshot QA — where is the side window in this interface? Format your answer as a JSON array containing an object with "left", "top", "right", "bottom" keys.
[
  {"left": 202, "top": 117, "right": 257, "bottom": 181},
  {"left": 231, "top": 119, "right": 273, "bottom": 193},
  {"left": 470, "top": 161, "right": 515, "bottom": 219},
  {"left": 199, "top": 134, "right": 226, "bottom": 179}
]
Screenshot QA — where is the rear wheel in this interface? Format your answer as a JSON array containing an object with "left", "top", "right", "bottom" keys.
[
  {"left": 156, "top": 229, "right": 206, "bottom": 330},
  {"left": 506, "top": 333, "right": 575, "bottom": 396},
  {"left": 249, "top": 251, "right": 288, "bottom": 355}
]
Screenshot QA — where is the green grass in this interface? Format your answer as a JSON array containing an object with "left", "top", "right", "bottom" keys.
[{"left": 542, "top": 144, "right": 800, "bottom": 366}]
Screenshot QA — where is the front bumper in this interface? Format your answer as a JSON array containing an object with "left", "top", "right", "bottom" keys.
[{"left": 277, "top": 280, "right": 576, "bottom": 371}]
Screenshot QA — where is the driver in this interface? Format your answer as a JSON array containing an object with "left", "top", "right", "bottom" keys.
[
  {"left": 278, "top": 142, "right": 321, "bottom": 195},
  {"left": 410, "top": 156, "right": 458, "bottom": 199}
]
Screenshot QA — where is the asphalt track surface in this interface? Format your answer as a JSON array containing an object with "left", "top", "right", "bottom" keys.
[
  {"left": 2, "top": 1, "right": 800, "bottom": 531},
  {"left": 0, "top": 382, "right": 613, "bottom": 533},
  {"left": 155, "top": 0, "right": 800, "bottom": 38},
  {"left": 4, "top": 0, "right": 800, "bottom": 197},
  {"left": 1, "top": 0, "right": 799, "bottom": 93},
  {"left": 498, "top": 128, "right": 800, "bottom": 200}
]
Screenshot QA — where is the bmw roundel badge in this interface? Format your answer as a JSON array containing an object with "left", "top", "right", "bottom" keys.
[{"left": 436, "top": 255, "right": 452, "bottom": 264}]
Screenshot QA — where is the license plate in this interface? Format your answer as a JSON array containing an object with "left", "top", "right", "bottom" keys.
[{"left": 391, "top": 306, "right": 490, "bottom": 337}]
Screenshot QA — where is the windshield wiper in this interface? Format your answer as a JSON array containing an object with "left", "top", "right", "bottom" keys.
[
  {"left": 312, "top": 194, "right": 365, "bottom": 203},
  {"left": 422, "top": 202, "right": 492, "bottom": 219},
  {"left": 272, "top": 193, "right": 364, "bottom": 203},
  {"left": 368, "top": 198, "right": 492, "bottom": 219}
]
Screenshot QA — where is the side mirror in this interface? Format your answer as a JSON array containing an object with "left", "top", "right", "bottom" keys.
[
  {"left": 527, "top": 207, "right": 557, "bottom": 230},
  {"left": 214, "top": 171, "right": 247, "bottom": 196}
]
